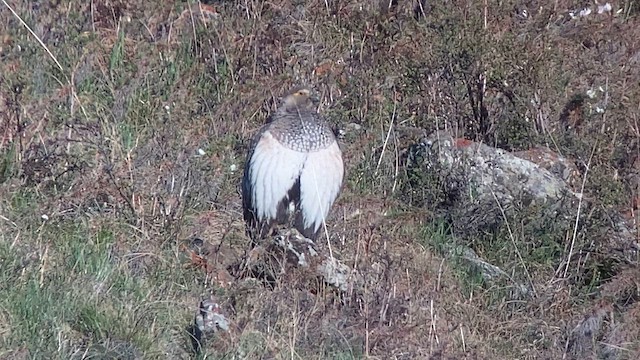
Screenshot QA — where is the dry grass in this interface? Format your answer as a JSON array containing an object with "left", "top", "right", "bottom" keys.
[{"left": 0, "top": 0, "right": 639, "bottom": 358}]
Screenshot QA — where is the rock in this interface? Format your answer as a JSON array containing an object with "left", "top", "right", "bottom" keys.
[
  {"left": 244, "top": 228, "right": 363, "bottom": 294},
  {"left": 190, "top": 297, "right": 229, "bottom": 353},
  {"left": 422, "top": 131, "right": 576, "bottom": 205},
  {"left": 406, "top": 130, "right": 638, "bottom": 290},
  {"left": 513, "top": 146, "right": 580, "bottom": 188}
]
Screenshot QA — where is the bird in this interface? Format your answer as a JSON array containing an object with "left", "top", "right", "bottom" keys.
[{"left": 242, "top": 86, "right": 344, "bottom": 242}]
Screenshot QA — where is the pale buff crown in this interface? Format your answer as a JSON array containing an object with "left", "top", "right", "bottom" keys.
[
  {"left": 281, "top": 87, "right": 316, "bottom": 111},
  {"left": 266, "top": 87, "right": 336, "bottom": 152}
]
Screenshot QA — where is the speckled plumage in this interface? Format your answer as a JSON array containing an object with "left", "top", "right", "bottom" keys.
[
  {"left": 267, "top": 104, "right": 335, "bottom": 152},
  {"left": 242, "top": 87, "right": 344, "bottom": 242}
]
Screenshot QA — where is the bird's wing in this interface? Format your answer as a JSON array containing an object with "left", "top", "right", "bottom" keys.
[
  {"left": 248, "top": 130, "right": 307, "bottom": 222},
  {"left": 298, "top": 141, "right": 344, "bottom": 238}
]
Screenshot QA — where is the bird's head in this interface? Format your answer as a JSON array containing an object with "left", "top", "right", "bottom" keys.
[{"left": 281, "top": 86, "right": 318, "bottom": 111}]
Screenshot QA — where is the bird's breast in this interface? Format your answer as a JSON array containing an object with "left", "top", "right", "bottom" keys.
[{"left": 272, "top": 125, "right": 334, "bottom": 153}]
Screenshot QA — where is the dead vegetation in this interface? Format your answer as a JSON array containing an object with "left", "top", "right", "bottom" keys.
[{"left": 0, "top": 0, "right": 639, "bottom": 358}]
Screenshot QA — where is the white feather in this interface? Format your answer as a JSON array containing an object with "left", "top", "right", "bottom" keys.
[
  {"left": 250, "top": 131, "right": 306, "bottom": 221},
  {"left": 299, "top": 141, "right": 344, "bottom": 234}
]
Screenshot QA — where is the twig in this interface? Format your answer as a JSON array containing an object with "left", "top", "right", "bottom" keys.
[
  {"left": 2, "top": 0, "right": 65, "bottom": 75},
  {"left": 188, "top": 1, "right": 198, "bottom": 55},
  {"left": 375, "top": 89, "right": 397, "bottom": 176},
  {"left": 2, "top": 0, "right": 88, "bottom": 119},
  {"left": 429, "top": 298, "right": 439, "bottom": 354},
  {"left": 490, "top": 188, "right": 537, "bottom": 297},
  {"left": 563, "top": 141, "right": 598, "bottom": 278}
]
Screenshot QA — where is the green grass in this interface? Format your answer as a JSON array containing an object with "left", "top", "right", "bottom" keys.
[
  {"left": 0, "top": 216, "right": 203, "bottom": 358},
  {"left": 0, "top": 144, "right": 17, "bottom": 184}
]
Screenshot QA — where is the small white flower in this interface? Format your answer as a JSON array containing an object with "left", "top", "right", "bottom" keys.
[
  {"left": 197, "top": 148, "right": 206, "bottom": 156},
  {"left": 230, "top": 164, "right": 238, "bottom": 172},
  {"left": 41, "top": 214, "right": 49, "bottom": 220},
  {"left": 586, "top": 89, "right": 597, "bottom": 98},
  {"left": 579, "top": 8, "right": 592, "bottom": 17},
  {"left": 597, "top": 3, "right": 612, "bottom": 14}
]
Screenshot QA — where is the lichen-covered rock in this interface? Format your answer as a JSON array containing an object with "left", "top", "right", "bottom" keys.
[
  {"left": 422, "top": 130, "right": 576, "bottom": 205},
  {"left": 405, "top": 130, "right": 638, "bottom": 289}
]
